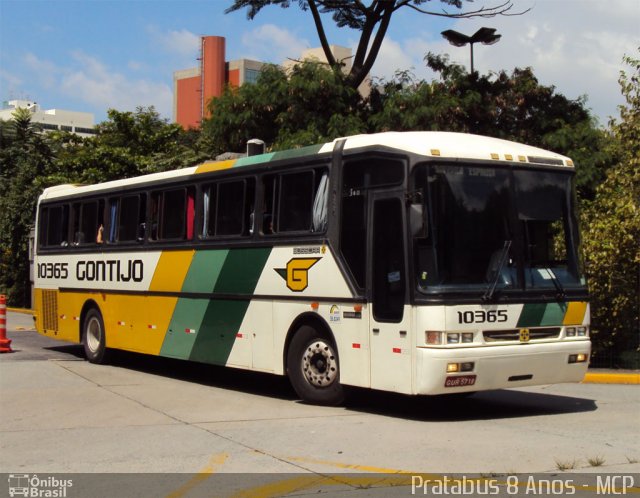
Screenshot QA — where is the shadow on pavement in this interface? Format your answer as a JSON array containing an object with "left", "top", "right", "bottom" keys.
[{"left": 41, "top": 342, "right": 598, "bottom": 422}]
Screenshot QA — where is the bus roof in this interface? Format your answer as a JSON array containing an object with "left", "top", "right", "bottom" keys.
[{"left": 39, "top": 131, "right": 573, "bottom": 201}]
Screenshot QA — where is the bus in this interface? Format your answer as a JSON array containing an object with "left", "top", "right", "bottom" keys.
[{"left": 33, "top": 131, "right": 590, "bottom": 405}]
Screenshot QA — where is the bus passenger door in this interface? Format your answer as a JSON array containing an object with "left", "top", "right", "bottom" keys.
[{"left": 368, "top": 194, "right": 413, "bottom": 394}]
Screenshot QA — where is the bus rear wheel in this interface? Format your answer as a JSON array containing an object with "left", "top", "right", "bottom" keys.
[
  {"left": 82, "top": 308, "right": 109, "bottom": 364},
  {"left": 287, "top": 325, "right": 345, "bottom": 406}
]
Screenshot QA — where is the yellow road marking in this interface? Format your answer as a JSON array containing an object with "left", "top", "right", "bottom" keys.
[
  {"left": 286, "top": 455, "right": 418, "bottom": 474},
  {"left": 165, "top": 453, "right": 228, "bottom": 498},
  {"left": 230, "top": 457, "right": 439, "bottom": 498}
]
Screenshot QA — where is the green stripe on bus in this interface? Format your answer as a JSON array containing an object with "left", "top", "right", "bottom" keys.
[
  {"left": 159, "top": 250, "right": 230, "bottom": 359},
  {"left": 182, "top": 250, "right": 229, "bottom": 293},
  {"left": 235, "top": 153, "right": 276, "bottom": 168},
  {"left": 187, "top": 247, "right": 271, "bottom": 365},
  {"left": 188, "top": 299, "right": 251, "bottom": 364},
  {"left": 269, "top": 144, "right": 324, "bottom": 162},
  {"left": 517, "top": 302, "right": 568, "bottom": 327},
  {"left": 161, "top": 298, "right": 210, "bottom": 359},
  {"left": 213, "top": 247, "right": 272, "bottom": 295},
  {"left": 539, "top": 302, "right": 567, "bottom": 326}
]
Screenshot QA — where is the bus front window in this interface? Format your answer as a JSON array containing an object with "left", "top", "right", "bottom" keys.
[
  {"left": 415, "top": 164, "right": 514, "bottom": 293},
  {"left": 514, "top": 169, "right": 584, "bottom": 290},
  {"left": 414, "top": 163, "right": 585, "bottom": 297}
]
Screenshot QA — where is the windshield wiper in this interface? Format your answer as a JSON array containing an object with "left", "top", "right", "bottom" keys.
[
  {"left": 483, "top": 240, "right": 512, "bottom": 302},
  {"left": 544, "top": 267, "right": 565, "bottom": 299}
]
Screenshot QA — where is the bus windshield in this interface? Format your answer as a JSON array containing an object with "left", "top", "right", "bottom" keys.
[{"left": 414, "top": 163, "right": 585, "bottom": 296}]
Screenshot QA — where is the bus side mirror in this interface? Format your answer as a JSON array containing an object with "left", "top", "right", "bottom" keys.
[{"left": 410, "top": 204, "right": 427, "bottom": 239}]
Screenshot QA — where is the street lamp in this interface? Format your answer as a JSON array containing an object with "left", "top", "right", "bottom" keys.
[{"left": 441, "top": 27, "right": 501, "bottom": 74}]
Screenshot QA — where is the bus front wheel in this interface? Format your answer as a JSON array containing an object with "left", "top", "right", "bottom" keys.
[
  {"left": 82, "top": 308, "right": 109, "bottom": 364},
  {"left": 287, "top": 325, "right": 345, "bottom": 406}
]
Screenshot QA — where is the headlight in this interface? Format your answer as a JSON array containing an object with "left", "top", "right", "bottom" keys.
[
  {"left": 426, "top": 331, "right": 443, "bottom": 345},
  {"left": 447, "top": 333, "right": 460, "bottom": 344},
  {"left": 566, "top": 327, "right": 576, "bottom": 337}
]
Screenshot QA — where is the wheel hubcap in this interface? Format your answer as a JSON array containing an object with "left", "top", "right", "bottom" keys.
[
  {"left": 301, "top": 340, "right": 338, "bottom": 387},
  {"left": 86, "top": 317, "right": 101, "bottom": 353}
]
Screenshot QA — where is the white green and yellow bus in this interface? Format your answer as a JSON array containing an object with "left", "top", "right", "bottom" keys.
[{"left": 34, "top": 131, "right": 590, "bottom": 405}]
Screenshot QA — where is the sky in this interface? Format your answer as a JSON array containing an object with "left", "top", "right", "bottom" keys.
[{"left": 0, "top": 0, "right": 638, "bottom": 127}]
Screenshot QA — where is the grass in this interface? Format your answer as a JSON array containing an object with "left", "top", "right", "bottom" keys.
[
  {"left": 555, "top": 459, "right": 578, "bottom": 471},
  {"left": 587, "top": 456, "right": 605, "bottom": 467}
]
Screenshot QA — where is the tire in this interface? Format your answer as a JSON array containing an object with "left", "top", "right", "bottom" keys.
[
  {"left": 82, "top": 307, "right": 110, "bottom": 364},
  {"left": 287, "top": 325, "right": 345, "bottom": 406}
]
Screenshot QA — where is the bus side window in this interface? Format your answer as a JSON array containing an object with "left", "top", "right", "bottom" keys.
[
  {"left": 186, "top": 188, "right": 195, "bottom": 240},
  {"left": 216, "top": 180, "right": 245, "bottom": 236},
  {"left": 149, "top": 193, "right": 160, "bottom": 240},
  {"left": 40, "top": 205, "right": 70, "bottom": 247},
  {"left": 118, "top": 194, "right": 146, "bottom": 243},
  {"left": 107, "top": 199, "right": 118, "bottom": 243},
  {"left": 278, "top": 171, "right": 314, "bottom": 232},
  {"left": 202, "top": 184, "right": 216, "bottom": 237},
  {"left": 262, "top": 175, "right": 278, "bottom": 235},
  {"left": 160, "top": 189, "right": 187, "bottom": 240}
]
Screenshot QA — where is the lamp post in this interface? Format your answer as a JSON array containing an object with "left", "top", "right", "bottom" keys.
[{"left": 441, "top": 27, "right": 501, "bottom": 74}]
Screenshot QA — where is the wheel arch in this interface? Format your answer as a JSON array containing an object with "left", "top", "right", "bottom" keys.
[{"left": 283, "top": 312, "right": 336, "bottom": 375}]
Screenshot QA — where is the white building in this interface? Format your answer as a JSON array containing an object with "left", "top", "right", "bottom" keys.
[
  {"left": 0, "top": 100, "right": 96, "bottom": 137},
  {"left": 282, "top": 45, "right": 371, "bottom": 98}
]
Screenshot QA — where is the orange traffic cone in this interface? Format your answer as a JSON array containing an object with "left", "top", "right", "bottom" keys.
[{"left": 0, "top": 294, "right": 13, "bottom": 353}]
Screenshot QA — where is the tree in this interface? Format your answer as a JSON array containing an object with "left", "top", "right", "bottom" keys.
[
  {"left": 0, "top": 109, "right": 56, "bottom": 306},
  {"left": 369, "top": 54, "right": 613, "bottom": 198},
  {"left": 54, "top": 107, "right": 208, "bottom": 185},
  {"left": 0, "top": 107, "right": 206, "bottom": 307},
  {"left": 226, "top": 0, "right": 526, "bottom": 90},
  {"left": 580, "top": 52, "right": 640, "bottom": 367},
  {"left": 202, "top": 61, "right": 366, "bottom": 153}
]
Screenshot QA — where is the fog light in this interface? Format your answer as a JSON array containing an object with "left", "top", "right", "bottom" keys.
[
  {"left": 426, "top": 331, "right": 443, "bottom": 345},
  {"left": 447, "top": 333, "right": 460, "bottom": 344},
  {"left": 566, "top": 327, "right": 576, "bottom": 337},
  {"left": 577, "top": 326, "right": 588, "bottom": 337},
  {"left": 568, "top": 353, "right": 588, "bottom": 364},
  {"left": 447, "top": 363, "right": 460, "bottom": 373},
  {"left": 461, "top": 332, "right": 474, "bottom": 343},
  {"left": 460, "top": 362, "right": 475, "bottom": 372}
]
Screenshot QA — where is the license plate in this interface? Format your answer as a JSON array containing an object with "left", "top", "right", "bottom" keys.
[{"left": 444, "top": 375, "right": 477, "bottom": 388}]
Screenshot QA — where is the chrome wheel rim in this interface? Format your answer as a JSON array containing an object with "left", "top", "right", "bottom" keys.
[
  {"left": 301, "top": 340, "right": 338, "bottom": 387},
  {"left": 86, "top": 317, "right": 102, "bottom": 353}
]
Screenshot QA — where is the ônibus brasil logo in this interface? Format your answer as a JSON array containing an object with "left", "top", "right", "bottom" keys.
[{"left": 8, "top": 474, "right": 73, "bottom": 497}]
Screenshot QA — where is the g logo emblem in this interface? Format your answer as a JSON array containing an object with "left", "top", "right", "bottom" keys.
[
  {"left": 519, "top": 328, "right": 530, "bottom": 343},
  {"left": 275, "top": 258, "right": 320, "bottom": 292}
]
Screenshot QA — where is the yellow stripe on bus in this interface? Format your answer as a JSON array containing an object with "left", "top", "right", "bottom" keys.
[
  {"left": 195, "top": 160, "right": 235, "bottom": 174},
  {"left": 563, "top": 301, "right": 588, "bottom": 325},
  {"left": 150, "top": 251, "right": 194, "bottom": 292}
]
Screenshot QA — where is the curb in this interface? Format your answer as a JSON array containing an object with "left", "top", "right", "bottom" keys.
[
  {"left": 7, "top": 307, "right": 34, "bottom": 315},
  {"left": 583, "top": 372, "right": 640, "bottom": 385}
]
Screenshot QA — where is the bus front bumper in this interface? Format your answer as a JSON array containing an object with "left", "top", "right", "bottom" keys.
[{"left": 415, "top": 340, "right": 591, "bottom": 395}]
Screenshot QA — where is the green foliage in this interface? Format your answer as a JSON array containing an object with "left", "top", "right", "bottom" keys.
[
  {"left": 202, "top": 62, "right": 365, "bottom": 153},
  {"left": 370, "top": 53, "right": 613, "bottom": 198},
  {"left": 54, "top": 107, "right": 208, "bottom": 185},
  {"left": 0, "top": 106, "right": 206, "bottom": 307},
  {"left": 580, "top": 53, "right": 640, "bottom": 367},
  {"left": 0, "top": 110, "right": 56, "bottom": 305}
]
